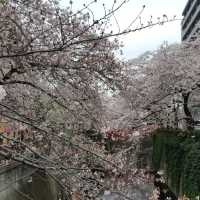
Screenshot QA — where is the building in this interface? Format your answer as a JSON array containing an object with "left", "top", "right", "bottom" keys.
[
  {"left": 181, "top": 0, "right": 200, "bottom": 41},
  {"left": 0, "top": 118, "right": 31, "bottom": 146},
  {"left": 0, "top": 119, "right": 9, "bottom": 145}
]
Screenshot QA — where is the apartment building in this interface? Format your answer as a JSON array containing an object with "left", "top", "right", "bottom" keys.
[
  {"left": 0, "top": 118, "right": 31, "bottom": 145},
  {"left": 181, "top": 0, "right": 200, "bottom": 41}
]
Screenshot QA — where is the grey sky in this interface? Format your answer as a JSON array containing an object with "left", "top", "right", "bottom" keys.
[{"left": 60, "top": 0, "right": 188, "bottom": 59}]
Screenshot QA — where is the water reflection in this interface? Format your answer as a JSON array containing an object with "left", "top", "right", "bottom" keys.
[{"left": 0, "top": 165, "right": 64, "bottom": 200}]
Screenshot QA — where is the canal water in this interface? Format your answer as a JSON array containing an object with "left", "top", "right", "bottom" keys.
[
  {"left": 0, "top": 165, "right": 153, "bottom": 200},
  {"left": 0, "top": 165, "right": 64, "bottom": 200}
]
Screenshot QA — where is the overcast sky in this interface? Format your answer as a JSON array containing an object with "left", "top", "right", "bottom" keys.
[{"left": 60, "top": 0, "right": 188, "bottom": 59}]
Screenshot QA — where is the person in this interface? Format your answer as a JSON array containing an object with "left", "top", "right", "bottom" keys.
[{"left": 147, "top": 170, "right": 178, "bottom": 200}]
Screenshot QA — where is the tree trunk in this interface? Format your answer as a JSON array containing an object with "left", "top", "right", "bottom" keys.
[
  {"left": 182, "top": 92, "right": 194, "bottom": 131},
  {"left": 174, "top": 105, "right": 179, "bottom": 129}
]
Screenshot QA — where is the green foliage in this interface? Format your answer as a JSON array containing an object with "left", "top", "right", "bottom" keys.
[
  {"left": 152, "top": 132, "right": 165, "bottom": 170},
  {"left": 183, "top": 143, "right": 200, "bottom": 198},
  {"left": 152, "top": 129, "right": 200, "bottom": 199},
  {"left": 0, "top": 0, "right": 6, "bottom": 4}
]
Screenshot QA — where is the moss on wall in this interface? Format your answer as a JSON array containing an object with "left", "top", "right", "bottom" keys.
[{"left": 152, "top": 129, "right": 200, "bottom": 199}]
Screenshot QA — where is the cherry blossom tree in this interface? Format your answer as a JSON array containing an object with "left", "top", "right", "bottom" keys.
[
  {"left": 0, "top": 0, "right": 181, "bottom": 199},
  {"left": 121, "top": 40, "right": 200, "bottom": 130}
]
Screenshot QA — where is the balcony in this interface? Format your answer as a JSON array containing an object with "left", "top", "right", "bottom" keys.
[
  {"left": 182, "top": 0, "right": 199, "bottom": 28},
  {"left": 182, "top": 4, "right": 200, "bottom": 40}
]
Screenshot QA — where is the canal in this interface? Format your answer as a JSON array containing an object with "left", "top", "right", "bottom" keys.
[
  {"left": 0, "top": 164, "right": 153, "bottom": 200},
  {"left": 0, "top": 165, "right": 64, "bottom": 200}
]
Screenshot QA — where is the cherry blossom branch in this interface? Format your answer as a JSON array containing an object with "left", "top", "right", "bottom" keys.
[{"left": 0, "top": 18, "right": 181, "bottom": 59}]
